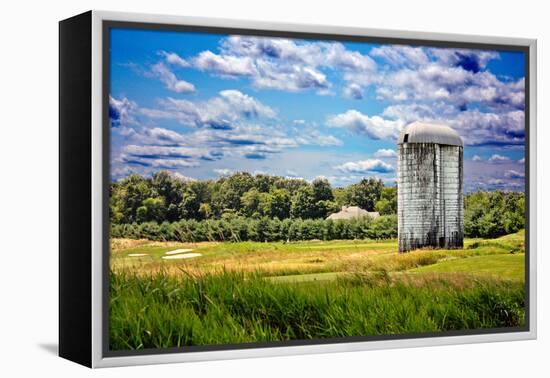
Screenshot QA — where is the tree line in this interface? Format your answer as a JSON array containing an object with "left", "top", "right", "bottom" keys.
[
  {"left": 110, "top": 171, "right": 396, "bottom": 224},
  {"left": 110, "top": 215, "right": 398, "bottom": 243},
  {"left": 110, "top": 171, "right": 525, "bottom": 241}
]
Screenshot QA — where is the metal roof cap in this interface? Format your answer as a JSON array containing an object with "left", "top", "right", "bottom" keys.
[{"left": 398, "top": 121, "right": 463, "bottom": 146}]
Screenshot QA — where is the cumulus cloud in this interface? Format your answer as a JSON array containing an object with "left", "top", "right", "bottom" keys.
[
  {"left": 429, "top": 48, "right": 499, "bottom": 73},
  {"left": 142, "top": 89, "right": 276, "bottom": 129},
  {"left": 471, "top": 155, "right": 482, "bottom": 161},
  {"left": 194, "top": 50, "right": 256, "bottom": 76},
  {"left": 371, "top": 45, "right": 430, "bottom": 68},
  {"left": 214, "top": 168, "right": 233, "bottom": 176},
  {"left": 252, "top": 62, "right": 330, "bottom": 92},
  {"left": 159, "top": 51, "right": 190, "bottom": 67},
  {"left": 188, "top": 35, "right": 377, "bottom": 94},
  {"left": 327, "top": 110, "right": 404, "bottom": 140},
  {"left": 488, "top": 154, "right": 511, "bottom": 163},
  {"left": 109, "top": 96, "right": 137, "bottom": 128},
  {"left": 380, "top": 103, "right": 524, "bottom": 147},
  {"left": 151, "top": 62, "right": 195, "bottom": 93},
  {"left": 110, "top": 91, "right": 346, "bottom": 178},
  {"left": 335, "top": 159, "right": 394, "bottom": 174},
  {"left": 122, "top": 144, "right": 219, "bottom": 161},
  {"left": 518, "top": 157, "right": 525, "bottom": 164},
  {"left": 167, "top": 171, "right": 196, "bottom": 182},
  {"left": 295, "top": 130, "right": 343, "bottom": 147},
  {"left": 369, "top": 45, "right": 523, "bottom": 112},
  {"left": 120, "top": 155, "right": 199, "bottom": 169},
  {"left": 373, "top": 148, "right": 397, "bottom": 158},
  {"left": 343, "top": 83, "right": 364, "bottom": 99},
  {"left": 488, "top": 178, "right": 505, "bottom": 185},
  {"left": 505, "top": 169, "right": 525, "bottom": 179}
]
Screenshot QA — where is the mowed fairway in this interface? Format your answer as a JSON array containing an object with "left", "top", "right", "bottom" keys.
[{"left": 109, "top": 231, "right": 526, "bottom": 351}]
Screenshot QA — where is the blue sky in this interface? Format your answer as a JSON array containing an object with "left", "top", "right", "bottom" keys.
[{"left": 109, "top": 28, "right": 526, "bottom": 191}]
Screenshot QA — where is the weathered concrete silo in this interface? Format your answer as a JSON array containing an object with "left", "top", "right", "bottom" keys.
[{"left": 397, "top": 122, "right": 464, "bottom": 253}]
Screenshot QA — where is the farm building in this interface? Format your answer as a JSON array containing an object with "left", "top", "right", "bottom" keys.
[
  {"left": 397, "top": 121, "right": 464, "bottom": 253},
  {"left": 326, "top": 206, "right": 380, "bottom": 221}
]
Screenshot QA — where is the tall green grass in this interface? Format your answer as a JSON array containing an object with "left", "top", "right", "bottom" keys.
[{"left": 109, "top": 270, "right": 525, "bottom": 351}]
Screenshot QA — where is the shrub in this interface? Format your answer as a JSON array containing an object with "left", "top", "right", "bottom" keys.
[{"left": 111, "top": 215, "right": 398, "bottom": 242}]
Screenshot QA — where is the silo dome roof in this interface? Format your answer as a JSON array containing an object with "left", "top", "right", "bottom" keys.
[{"left": 398, "top": 121, "right": 463, "bottom": 146}]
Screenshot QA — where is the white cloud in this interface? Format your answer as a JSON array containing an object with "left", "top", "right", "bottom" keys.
[
  {"left": 369, "top": 46, "right": 523, "bottom": 112},
  {"left": 109, "top": 96, "right": 137, "bottom": 127},
  {"left": 194, "top": 50, "right": 256, "bottom": 76},
  {"left": 380, "top": 103, "right": 525, "bottom": 147},
  {"left": 120, "top": 155, "right": 199, "bottom": 169},
  {"left": 160, "top": 51, "right": 190, "bottom": 67},
  {"left": 471, "top": 155, "right": 482, "bottom": 161},
  {"left": 144, "top": 127, "right": 186, "bottom": 144},
  {"left": 170, "top": 172, "right": 196, "bottom": 182},
  {"left": 371, "top": 45, "right": 430, "bottom": 67},
  {"left": 429, "top": 48, "right": 499, "bottom": 71},
  {"left": 327, "top": 110, "right": 404, "bottom": 140},
  {"left": 335, "top": 159, "right": 394, "bottom": 174},
  {"left": 151, "top": 62, "right": 195, "bottom": 93},
  {"left": 488, "top": 154, "right": 511, "bottom": 163},
  {"left": 342, "top": 83, "right": 363, "bottom": 99},
  {"left": 323, "top": 43, "right": 377, "bottom": 72},
  {"left": 518, "top": 157, "right": 525, "bottom": 164},
  {"left": 189, "top": 36, "right": 377, "bottom": 94},
  {"left": 373, "top": 148, "right": 397, "bottom": 158},
  {"left": 296, "top": 130, "right": 343, "bottom": 147},
  {"left": 252, "top": 61, "right": 330, "bottom": 92},
  {"left": 505, "top": 170, "right": 525, "bottom": 179},
  {"left": 214, "top": 168, "right": 233, "bottom": 176},
  {"left": 142, "top": 89, "right": 276, "bottom": 129},
  {"left": 122, "top": 144, "right": 218, "bottom": 161}
]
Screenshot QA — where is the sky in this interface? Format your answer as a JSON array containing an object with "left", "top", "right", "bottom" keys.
[{"left": 109, "top": 27, "right": 526, "bottom": 192}]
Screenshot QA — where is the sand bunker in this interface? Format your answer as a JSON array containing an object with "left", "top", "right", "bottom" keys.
[
  {"left": 165, "top": 248, "right": 194, "bottom": 255},
  {"left": 128, "top": 253, "right": 148, "bottom": 257},
  {"left": 162, "top": 253, "right": 202, "bottom": 260}
]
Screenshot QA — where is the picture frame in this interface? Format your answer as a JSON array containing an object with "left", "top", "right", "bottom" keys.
[{"left": 59, "top": 10, "right": 537, "bottom": 368}]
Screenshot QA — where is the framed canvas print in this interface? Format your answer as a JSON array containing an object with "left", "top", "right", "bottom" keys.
[{"left": 59, "top": 10, "right": 537, "bottom": 368}]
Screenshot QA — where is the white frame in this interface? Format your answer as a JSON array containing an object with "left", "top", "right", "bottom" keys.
[{"left": 90, "top": 10, "right": 537, "bottom": 368}]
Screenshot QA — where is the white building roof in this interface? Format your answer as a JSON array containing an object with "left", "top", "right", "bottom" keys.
[
  {"left": 397, "top": 121, "right": 463, "bottom": 146},
  {"left": 326, "top": 206, "right": 380, "bottom": 220}
]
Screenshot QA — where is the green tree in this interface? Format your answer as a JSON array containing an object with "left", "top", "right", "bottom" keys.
[
  {"left": 346, "top": 178, "right": 383, "bottom": 211},
  {"left": 198, "top": 203, "right": 212, "bottom": 219},
  {"left": 179, "top": 187, "right": 200, "bottom": 219},
  {"left": 240, "top": 188, "right": 262, "bottom": 217},
  {"left": 142, "top": 197, "right": 166, "bottom": 222},
  {"left": 312, "top": 177, "right": 334, "bottom": 202},
  {"left": 267, "top": 188, "right": 291, "bottom": 219},
  {"left": 291, "top": 186, "right": 317, "bottom": 219},
  {"left": 375, "top": 186, "right": 397, "bottom": 215},
  {"left": 118, "top": 174, "right": 152, "bottom": 223}
]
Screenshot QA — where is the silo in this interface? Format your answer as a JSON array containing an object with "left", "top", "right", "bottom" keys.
[{"left": 397, "top": 122, "right": 464, "bottom": 253}]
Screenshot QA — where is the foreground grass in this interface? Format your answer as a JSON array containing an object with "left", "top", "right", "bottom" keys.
[
  {"left": 109, "top": 231, "right": 526, "bottom": 350},
  {"left": 109, "top": 270, "right": 525, "bottom": 350}
]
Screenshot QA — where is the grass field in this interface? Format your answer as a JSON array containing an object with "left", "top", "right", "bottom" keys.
[{"left": 109, "top": 230, "right": 526, "bottom": 351}]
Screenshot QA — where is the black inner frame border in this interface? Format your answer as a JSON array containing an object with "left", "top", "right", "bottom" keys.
[{"left": 101, "top": 19, "right": 531, "bottom": 358}]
